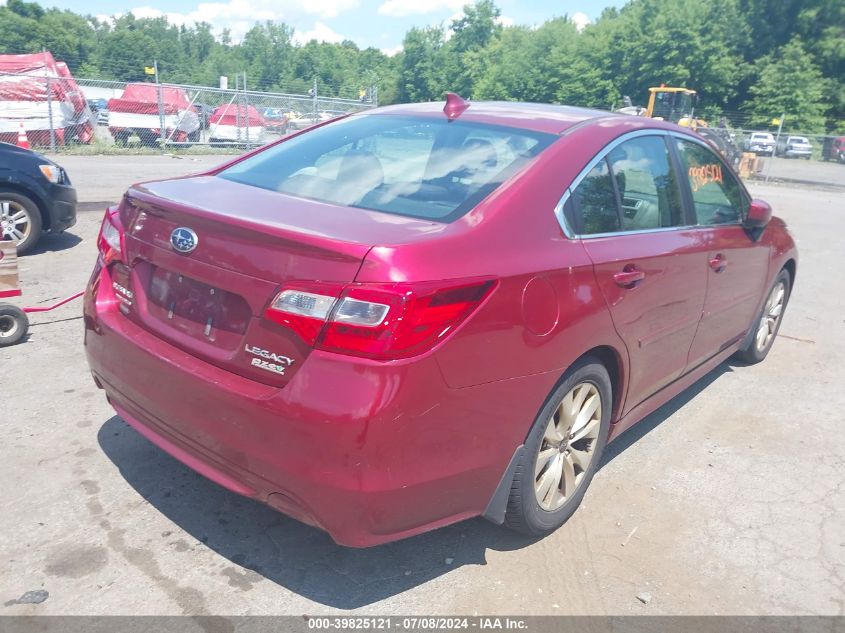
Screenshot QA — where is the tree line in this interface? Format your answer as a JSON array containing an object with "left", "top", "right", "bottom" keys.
[{"left": 1, "top": 0, "right": 842, "bottom": 132}]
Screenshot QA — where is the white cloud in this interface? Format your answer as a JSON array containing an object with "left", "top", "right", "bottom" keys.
[
  {"left": 496, "top": 15, "right": 514, "bottom": 27},
  {"left": 120, "top": 0, "right": 358, "bottom": 42},
  {"left": 380, "top": 45, "right": 403, "bottom": 56},
  {"left": 377, "top": 0, "right": 463, "bottom": 18},
  {"left": 293, "top": 21, "right": 345, "bottom": 44},
  {"left": 571, "top": 11, "right": 590, "bottom": 31}
]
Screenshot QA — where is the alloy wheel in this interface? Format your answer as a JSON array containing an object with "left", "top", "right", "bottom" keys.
[
  {"left": 0, "top": 199, "right": 31, "bottom": 244},
  {"left": 755, "top": 281, "right": 785, "bottom": 352},
  {"left": 534, "top": 382, "right": 602, "bottom": 511}
]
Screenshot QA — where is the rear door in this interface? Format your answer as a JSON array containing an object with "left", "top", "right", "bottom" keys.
[
  {"left": 673, "top": 138, "right": 770, "bottom": 368},
  {"left": 570, "top": 133, "right": 708, "bottom": 412}
]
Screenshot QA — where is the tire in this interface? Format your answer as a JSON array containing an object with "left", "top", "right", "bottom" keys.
[
  {"left": 0, "top": 303, "right": 29, "bottom": 347},
  {"left": 504, "top": 357, "right": 612, "bottom": 537},
  {"left": 734, "top": 269, "right": 791, "bottom": 364},
  {"left": 0, "top": 190, "right": 43, "bottom": 255}
]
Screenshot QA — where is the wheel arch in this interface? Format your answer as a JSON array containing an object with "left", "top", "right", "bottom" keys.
[
  {"left": 526, "top": 344, "right": 627, "bottom": 443},
  {"left": 0, "top": 181, "right": 51, "bottom": 231},
  {"left": 482, "top": 342, "right": 626, "bottom": 525},
  {"left": 586, "top": 345, "right": 625, "bottom": 424},
  {"left": 782, "top": 258, "right": 797, "bottom": 288}
]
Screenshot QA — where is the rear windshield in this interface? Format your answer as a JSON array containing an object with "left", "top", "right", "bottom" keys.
[{"left": 219, "top": 115, "right": 555, "bottom": 222}]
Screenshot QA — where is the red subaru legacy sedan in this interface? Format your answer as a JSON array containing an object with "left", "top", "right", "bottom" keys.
[{"left": 84, "top": 96, "right": 797, "bottom": 547}]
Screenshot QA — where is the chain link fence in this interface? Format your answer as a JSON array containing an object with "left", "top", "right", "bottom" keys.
[
  {"left": 0, "top": 71, "right": 377, "bottom": 153},
  {"left": 717, "top": 127, "right": 845, "bottom": 189}
]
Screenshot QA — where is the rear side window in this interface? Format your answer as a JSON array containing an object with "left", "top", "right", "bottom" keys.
[
  {"left": 569, "top": 135, "right": 684, "bottom": 235},
  {"left": 569, "top": 159, "right": 620, "bottom": 234},
  {"left": 675, "top": 139, "right": 746, "bottom": 225},
  {"left": 219, "top": 115, "right": 554, "bottom": 222}
]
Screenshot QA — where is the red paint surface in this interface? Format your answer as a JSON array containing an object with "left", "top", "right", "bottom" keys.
[{"left": 84, "top": 102, "right": 798, "bottom": 546}]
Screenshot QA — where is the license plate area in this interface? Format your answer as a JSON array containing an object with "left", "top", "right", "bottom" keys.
[{"left": 146, "top": 266, "right": 251, "bottom": 341}]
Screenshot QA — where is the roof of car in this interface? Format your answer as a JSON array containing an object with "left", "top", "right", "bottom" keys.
[{"left": 365, "top": 100, "right": 619, "bottom": 134}]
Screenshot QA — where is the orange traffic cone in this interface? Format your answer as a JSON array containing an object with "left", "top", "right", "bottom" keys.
[{"left": 17, "top": 122, "right": 30, "bottom": 150}]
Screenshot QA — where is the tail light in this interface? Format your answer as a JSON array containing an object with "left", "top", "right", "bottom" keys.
[
  {"left": 97, "top": 207, "right": 125, "bottom": 266},
  {"left": 265, "top": 279, "right": 496, "bottom": 360}
]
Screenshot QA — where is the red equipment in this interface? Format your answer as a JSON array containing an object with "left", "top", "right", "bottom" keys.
[{"left": 0, "top": 243, "right": 83, "bottom": 346}]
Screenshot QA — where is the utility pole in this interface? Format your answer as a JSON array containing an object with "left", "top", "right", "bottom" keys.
[
  {"left": 155, "top": 60, "right": 165, "bottom": 149},
  {"left": 766, "top": 112, "right": 785, "bottom": 183},
  {"left": 235, "top": 72, "right": 241, "bottom": 146},
  {"left": 44, "top": 48, "right": 56, "bottom": 151},
  {"left": 243, "top": 71, "right": 250, "bottom": 150},
  {"left": 312, "top": 77, "right": 318, "bottom": 120}
]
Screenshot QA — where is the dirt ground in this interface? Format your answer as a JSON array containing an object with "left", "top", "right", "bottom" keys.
[{"left": 0, "top": 155, "right": 843, "bottom": 616}]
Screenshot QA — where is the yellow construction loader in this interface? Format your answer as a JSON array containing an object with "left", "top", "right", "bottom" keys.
[{"left": 618, "top": 85, "right": 740, "bottom": 165}]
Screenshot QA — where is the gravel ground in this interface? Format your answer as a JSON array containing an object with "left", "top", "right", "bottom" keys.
[
  {"left": 0, "top": 156, "right": 843, "bottom": 616},
  {"left": 754, "top": 155, "right": 845, "bottom": 190}
]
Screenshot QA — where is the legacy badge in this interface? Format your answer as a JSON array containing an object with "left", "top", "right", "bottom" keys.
[{"left": 244, "top": 344, "right": 295, "bottom": 375}]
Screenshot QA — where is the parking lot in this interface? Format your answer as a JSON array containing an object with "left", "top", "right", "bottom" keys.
[{"left": 0, "top": 154, "right": 843, "bottom": 616}]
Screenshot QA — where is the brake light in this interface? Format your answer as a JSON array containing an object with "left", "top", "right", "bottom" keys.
[
  {"left": 97, "top": 208, "right": 125, "bottom": 265},
  {"left": 264, "top": 282, "right": 344, "bottom": 346},
  {"left": 265, "top": 279, "right": 495, "bottom": 360}
]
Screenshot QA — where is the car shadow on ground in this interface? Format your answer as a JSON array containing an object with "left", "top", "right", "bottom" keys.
[
  {"left": 96, "top": 359, "right": 736, "bottom": 609},
  {"left": 600, "top": 360, "right": 734, "bottom": 467},
  {"left": 24, "top": 230, "right": 82, "bottom": 255},
  {"left": 96, "top": 416, "right": 539, "bottom": 609}
]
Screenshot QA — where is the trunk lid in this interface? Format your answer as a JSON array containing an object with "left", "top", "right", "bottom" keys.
[{"left": 116, "top": 175, "right": 447, "bottom": 386}]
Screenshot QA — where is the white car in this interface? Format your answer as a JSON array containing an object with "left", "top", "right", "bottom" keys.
[
  {"left": 744, "top": 132, "right": 775, "bottom": 156},
  {"left": 776, "top": 135, "right": 813, "bottom": 160}
]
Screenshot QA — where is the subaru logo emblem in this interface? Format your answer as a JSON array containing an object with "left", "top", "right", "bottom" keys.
[{"left": 170, "top": 227, "right": 198, "bottom": 254}]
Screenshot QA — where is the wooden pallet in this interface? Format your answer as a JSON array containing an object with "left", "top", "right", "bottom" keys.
[{"left": 0, "top": 242, "right": 20, "bottom": 299}]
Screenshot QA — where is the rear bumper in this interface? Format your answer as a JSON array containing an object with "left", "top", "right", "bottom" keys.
[{"left": 84, "top": 263, "right": 547, "bottom": 546}]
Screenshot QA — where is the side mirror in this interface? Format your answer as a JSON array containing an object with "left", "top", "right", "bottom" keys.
[{"left": 745, "top": 199, "right": 772, "bottom": 230}]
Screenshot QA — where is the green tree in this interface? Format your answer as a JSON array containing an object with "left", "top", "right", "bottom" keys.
[
  {"left": 444, "top": 0, "right": 501, "bottom": 97},
  {"left": 0, "top": 0, "right": 842, "bottom": 129},
  {"left": 397, "top": 26, "right": 448, "bottom": 102},
  {"left": 241, "top": 22, "right": 294, "bottom": 90},
  {"left": 747, "top": 38, "right": 829, "bottom": 132}
]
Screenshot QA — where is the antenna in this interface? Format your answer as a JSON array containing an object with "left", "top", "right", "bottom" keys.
[{"left": 443, "top": 92, "right": 470, "bottom": 121}]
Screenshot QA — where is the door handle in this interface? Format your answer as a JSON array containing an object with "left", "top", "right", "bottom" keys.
[
  {"left": 613, "top": 268, "right": 645, "bottom": 288},
  {"left": 709, "top": 254, "right": 727, "bottom": 272}
]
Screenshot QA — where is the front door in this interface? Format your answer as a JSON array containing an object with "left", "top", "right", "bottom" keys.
[{"left": 672, "top": 138, "right": 770, "bottom": 368}]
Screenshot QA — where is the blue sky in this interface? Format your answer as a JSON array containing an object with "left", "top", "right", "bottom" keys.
[{"left": 26, "top": 0, "right": 625, "bottom": 53}]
